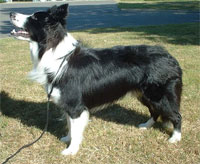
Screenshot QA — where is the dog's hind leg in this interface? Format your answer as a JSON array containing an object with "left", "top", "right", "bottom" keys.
[
  {"left": 138, "top": 96, "right": 159, "bottom": 129},
  {"left": 138, "top": 117, "right": 155, "bottom": 129},
  {"left": 164, "top": 79, "right": 182, "bottom": 143},
  {"left": 146, "top": 79, "right": 182, "bottom": 143},
  {"left": 61, "top": 110, "right": 89, "bottom": 155},
  {"left": 160, "top": 96, "right": 182, "bottom": 143}
]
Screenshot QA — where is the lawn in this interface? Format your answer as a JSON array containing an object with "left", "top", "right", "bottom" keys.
[
  {"left": 0, "top": 23, "right": 200, "bottom": 164},
  {"left": 117, "top": 0, "right": 200, "bottom": 11}
]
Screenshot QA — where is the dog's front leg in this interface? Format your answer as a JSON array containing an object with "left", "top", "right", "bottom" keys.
[
  {"left": 60, "top": 113, "right": 71, "bottom": 143},
  {"left": 61, "top": 110, "right": 89, "bottom": 155}
]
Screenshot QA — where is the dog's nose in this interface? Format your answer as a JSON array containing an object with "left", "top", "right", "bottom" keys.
[{"left": 10, "top": 12, "right": 16, "bottom": 19}]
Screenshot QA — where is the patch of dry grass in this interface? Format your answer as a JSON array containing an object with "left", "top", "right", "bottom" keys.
[{"left": 0, "top": 23, "right": 200, "bottom": 164}]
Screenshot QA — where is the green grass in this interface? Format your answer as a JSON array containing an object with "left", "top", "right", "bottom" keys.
[
  {"left": 117, "top": 0, "right": 200, "bottom": 11},
  {"left": 0, "top": 23, "right": 200, "bottom": 164}
]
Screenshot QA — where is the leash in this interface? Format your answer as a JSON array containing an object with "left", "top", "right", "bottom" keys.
[{"left": 2, "top": 47, "right": 76, "bottom": 164}]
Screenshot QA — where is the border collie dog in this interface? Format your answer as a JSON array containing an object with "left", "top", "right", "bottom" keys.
[{"left": 10, "top": 4, "right": 182, "bottom": 155}]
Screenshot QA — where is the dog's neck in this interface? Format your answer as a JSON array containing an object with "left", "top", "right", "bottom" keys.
[
  {"left": 28, "top": 33, "right": 78, "bottom": 85},
  {"left": 49, "top": 33, "right": 78, "bottom": 59},
  {"left": 29, "top": 33, "right": 77, "bottom": 67}
]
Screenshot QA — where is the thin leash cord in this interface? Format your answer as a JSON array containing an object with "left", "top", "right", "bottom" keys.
[{"left": 2, "top": 48, "right": 76, "bottom": 164}]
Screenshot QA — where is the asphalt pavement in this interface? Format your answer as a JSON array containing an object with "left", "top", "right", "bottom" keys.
[{"left": 0, "top": 0, "right": 199, "bottom": 38}]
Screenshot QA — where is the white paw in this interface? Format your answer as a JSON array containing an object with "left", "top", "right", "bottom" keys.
[
  {"left": 60, "top": 135, "right": 71, "bottom": 143},
  {"left": 168, "top": 137, "right": 181, "bottom": 143},
  {"left": 168, "top": 135, "right": 181, "bottom": 143},
  {"left": 138, "top": 123, "right": 148, "bottom": 130},
  {"left": 168, "top": 130, "right": 181, "bottom": 143},
  {"left": 138, "top": 118, "right": 155, "bottom": 130},
  {"left": 61, "top": 146, "right": 79, "bottom": 156}
]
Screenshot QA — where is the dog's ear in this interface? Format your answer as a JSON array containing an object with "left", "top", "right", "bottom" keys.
[
  {"left": 48, "top": 4, "right": 69, "bottom": 23},
  {"left": 56, "top": 4, "right": 69, "bottom": 18}
]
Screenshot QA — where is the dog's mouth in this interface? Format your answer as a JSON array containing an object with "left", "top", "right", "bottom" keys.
[{"left": 11, "top": 28, "right": 30, "bottom": 38}]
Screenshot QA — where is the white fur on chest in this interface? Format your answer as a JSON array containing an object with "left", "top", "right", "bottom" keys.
[
  {"left": 28, "top": 33, "right": 77, "bottom": 103},
  {"left": 30, "top": 41, "right": 39, "bottom": 68},
  {"left": 28, "top": 33, "right": 77, "bottom": 85},
  {"left": 47, "top": 85, "right": 61, "bottom": 104}
]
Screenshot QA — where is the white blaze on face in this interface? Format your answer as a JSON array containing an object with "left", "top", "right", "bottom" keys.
[{"left": 11, "top": 13, "right": 30, "bottom": 28}]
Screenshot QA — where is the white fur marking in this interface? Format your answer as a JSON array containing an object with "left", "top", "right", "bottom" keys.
[
  {"left": 30, "top": 41, "right": 39, "bottom": 68},
  {"left": 139, "top": 117, "right": 155, "bottom": 129},
  {"left": 12, "top": 13, "right": 30, "bottom": 28},
  {"left": 61, "top": 110, "right": 89, "bottom": 155},
  {"left": 168, "top": 130, "right": 181, "bottom": 143},
  {"left": 49, "top": 87, "right": 61, "bottom": 104},
  {"left": 28, "top": 68, "right": 47, "bottom": 85},
  {"left": 28, "top": 34, "right": 78, "bottom": 85}
]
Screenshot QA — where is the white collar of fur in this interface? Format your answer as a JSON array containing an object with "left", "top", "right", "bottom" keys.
[{"left": 28, "top": 33, "right": 78, "bottom": 85}]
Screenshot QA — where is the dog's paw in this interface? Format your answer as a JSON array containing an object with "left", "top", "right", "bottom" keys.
[
  {"left": 138, "top": 123, "right": 148, "bottom": 130},
  {"left": 60, "top": 135, "right": 71, "bottom": 143},
  {"left": 61, "top": 146, "right": 79, "bottom": 156},
  {"left": 168, "top": 131, "right": 181, "bottom": 143},
  {"left": 138, "top": 118, "right": 155, "bottom": 130},
  {"left": 168, "top": 136, "right": 181, "bottom": 143}
]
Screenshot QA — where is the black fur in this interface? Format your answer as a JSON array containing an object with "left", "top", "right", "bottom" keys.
[{"left": 57, "top": 44, "right": 182, "bottom": 133}]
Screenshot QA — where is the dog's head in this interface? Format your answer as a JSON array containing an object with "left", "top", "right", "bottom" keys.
[{"left": 10, "top": 4, "right": 69, "bottom": 42}]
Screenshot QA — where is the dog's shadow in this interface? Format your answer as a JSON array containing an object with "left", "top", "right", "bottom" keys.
[
  {"left": 0, "top": 91, "right": 67, "bottom": 138},
  {"left": 0, "top": 91, "right": 166, "bottom": 139},
  {"left": 92, "top": 104, "right": 149, "bottom": 127}
]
